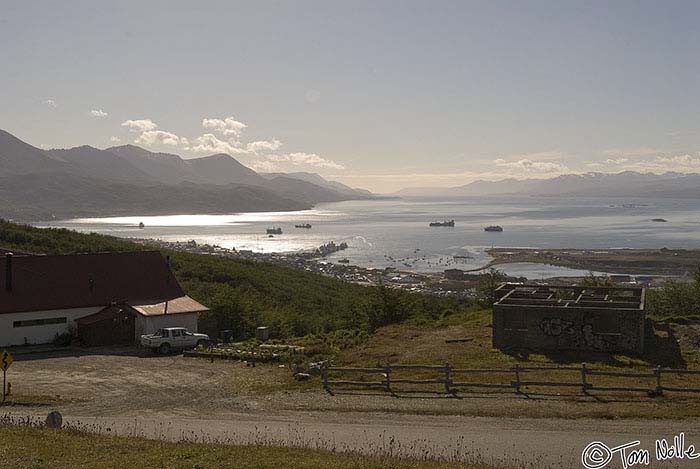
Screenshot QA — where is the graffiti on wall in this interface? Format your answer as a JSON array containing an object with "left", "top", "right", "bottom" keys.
[{"left": 539, "top": 317, "right": 575, "bottom": 336}]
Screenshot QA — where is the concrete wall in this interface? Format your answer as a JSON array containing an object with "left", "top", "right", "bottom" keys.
[
  {"left": 492, "top": 305, "right": 645, "bottom": 353},
  {"left": 0, "top": 307, "right": 102, "bottom": 347},
  {"left": 134, "top": 313, "right": 199, "bottom": 342}
]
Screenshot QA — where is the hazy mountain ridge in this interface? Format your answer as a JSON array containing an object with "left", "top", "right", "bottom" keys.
[
  {"left": 0, "top": 129, "right": 373, "bottom": 220},
  {"left": 262, "top": 171, "right": 373, "bottom": 197},
  {"left": 395, "top": 171, "right": 700, "bottom": 198}
]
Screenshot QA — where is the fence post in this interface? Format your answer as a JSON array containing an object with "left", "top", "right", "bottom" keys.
[
  {"left": 384, "top": 364, "right": 392, "bottom": 393},
  {"left": 444, "top": 362, "right": 452, "bottom": 394},
  {"left": 581, "top": 363, "right": 588, "bottom": 394},
  {"left": 513, "top": 364, "right": 521, "bottom": 394},
  {"left": 321, "top": 363, "right": 329, "bottom": 392},
  {"left": 654, "top": 365, "right": 663, "bottom": 396}
]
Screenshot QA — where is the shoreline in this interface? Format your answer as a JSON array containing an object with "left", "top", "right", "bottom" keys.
[{"left": 485, "top": 247, "right": 699, "bottom": 277}]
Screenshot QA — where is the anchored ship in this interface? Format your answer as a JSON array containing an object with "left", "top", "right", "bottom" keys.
[
  {"left": 429, "top": 220, "right": 455, "bottom": 227},
  {"left": 484, "top": 225, "right": 503, "bottom": 232},
  {"left": 266, "top": 227, "right": 282, "bottom": 235},
  {"left": 295, "top": 223, "right": 312, "bottom": 229}
]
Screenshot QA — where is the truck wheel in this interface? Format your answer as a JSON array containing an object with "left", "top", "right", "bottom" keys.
[{"left": 158, "top": 343, "right": 171, "bottom": 355}]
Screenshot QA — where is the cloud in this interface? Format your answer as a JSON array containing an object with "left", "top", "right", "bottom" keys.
[
  {"left": 642, "top": 154, "right": 700, "bottom": 172},
  {"left": 202, "top": 117, "right": 247, "bottom": 137},
  {"left": 586, "top": 152, "right": 700, "bottom": 174},
  {"left": 89, "top": 109, "right": 108, "bottom": 118},
  {"left": 190, "top": 133, "right": 246, "bottom": 154},
  {"left": 246, "top": 160, "right": 280, "bottom": 173},
  {"left": 121, "top": 119, "right": 158, "bottom": 132},
  {"left": 115, "top": 115, "right": 343, "bottom": 172},
  {"left": 43, "top": 99, "right": 57, "bottom": 108},
  {"left": 604, "top": 158, "right": 629, "bottom": 165},
  {"left": 246, "top": 139, "right": 282, "bottom": 153},
  {"left": 109, "top": 136, "right": 120, "bottom": 143},
  {"left": 268, "top": 152, "right": 345, "bottom": 169},
  {"left": 493, "top": 158, "right": 569, "bottom": 174},
  {"left": 135, "top": 130, "right": 188, "bottom": 147}
]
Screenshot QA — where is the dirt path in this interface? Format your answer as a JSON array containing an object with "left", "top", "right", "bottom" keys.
[
  {"left": 4, "top": 350, "right": 700, "bottom": 467},
  {"left": 4, "top": 411, "right": 696, "bottom": 468}
]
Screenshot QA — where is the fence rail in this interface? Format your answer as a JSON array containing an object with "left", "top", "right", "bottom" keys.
[{"left": 321, "top": 363, "right": 700, "bottom": 396}]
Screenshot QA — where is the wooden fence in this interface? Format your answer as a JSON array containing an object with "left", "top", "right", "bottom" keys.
[{"left": 321, "top": 363, "right": 700, "bottom": 396}]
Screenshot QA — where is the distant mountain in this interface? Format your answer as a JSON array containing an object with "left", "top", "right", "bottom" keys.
[
  {"left": 0, "top": 173, "right": 305, "bottom": 220},
  {"left": 0, "top": 128, "right": 374, "bottom": 221},
  {"left": 106, "top": 144, "right": 203, "bottom": 183},
  {"left": 47, "top": 146, "right": 155, "bottom": 183},
  {"left": 263, "top": 176, "right": 350, "bottom": 205},
  {"left": 0, "top": 129, "right": 69, "bottom": 175},
  {"left": 262, "top": 171, "right": 372, "bottom": 198},
  {"left": 395, "top": 171, "right": 700, "bottom": 199},
  {"left": 186, "top": 153, "right": 267, "bottom": 186}
]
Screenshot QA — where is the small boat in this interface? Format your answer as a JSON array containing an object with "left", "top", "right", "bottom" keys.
[
  {"left": 429, "top": 220, "right": 455, "bottom": 227},
  {"left": 295, "top": 223, "right": 312, "bottom": 229},
  {"left": 651, "top": 218, "right": 668, "bottom": 223},
  {"left": 484, "top": 225, "right": 503, "bottom": 232},
  {"left": 268, "top": 234, "right": 274, "bottom": 238},
  {"left": 138, "top": 222, "right": 145, "bottom": 229},
  {"left": 266, "top": 227, "right": 282, "bottom": 235},
  {"left": 338, "top": 258, "right": 350, "bottom": 264}
]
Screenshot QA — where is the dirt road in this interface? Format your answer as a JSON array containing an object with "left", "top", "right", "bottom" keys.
[
  {"left": 4, "top": 350, "right": 699, "bottom": 468},
  {"left": 6, "top": 412, "right": 697, "bottom": 468}
]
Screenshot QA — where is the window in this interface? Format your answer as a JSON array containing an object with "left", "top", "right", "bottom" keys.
[
  {"left": 13, "top": 317, "right": 67, "bottom": 328},
  {"left": 171, "top": 329, "right": 182, "bottom": 337}
]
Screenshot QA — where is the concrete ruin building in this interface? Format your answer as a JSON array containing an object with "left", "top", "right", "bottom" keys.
[{"left": 492, "top": 283, "right": 646, "bottom": 353}]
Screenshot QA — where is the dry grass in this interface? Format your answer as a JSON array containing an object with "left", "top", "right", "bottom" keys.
[
  {"left": 313, "top": 309, "right": 700, "bottom": 419},
  {"left": 0, "top": 424, "right": 498, "bottom": 469}
]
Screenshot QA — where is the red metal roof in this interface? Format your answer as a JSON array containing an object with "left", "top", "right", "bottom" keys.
[{"left": 0, "top": 251, "right": 186, "bottom": 314}]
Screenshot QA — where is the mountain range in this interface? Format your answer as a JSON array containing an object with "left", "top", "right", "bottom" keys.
[
  {"left": 394, "top": 171, "right": 700, "bottom": 199},
  {"left": 0, "top": 129, "right": 373, "bottom": 221}
]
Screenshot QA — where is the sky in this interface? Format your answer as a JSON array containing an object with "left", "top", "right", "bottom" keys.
[{"left": 1, "top": 0, "right": 699, "bottom": 193}]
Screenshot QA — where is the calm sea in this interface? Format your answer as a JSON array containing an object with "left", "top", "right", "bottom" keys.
[{"left": 37, "top": 196, "right": 700, "bottom": 278}]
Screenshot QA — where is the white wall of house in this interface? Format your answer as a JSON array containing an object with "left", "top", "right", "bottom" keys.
[
  {"left": 134, "top": 313, "right": 199, "bottom": 342},
  {"left": 0, "top": 307, "right": 102, "bottom": 347}
]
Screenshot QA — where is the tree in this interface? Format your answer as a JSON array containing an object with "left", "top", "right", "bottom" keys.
[
  {"left": 478, "top": 268, "right": 506, "bottom": 305},
  {"left": 582, "top": 272, "right": 613, "bottom": 287}
]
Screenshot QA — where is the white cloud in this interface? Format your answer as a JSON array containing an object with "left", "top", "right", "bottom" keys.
[
  {"left": 604, "top": 158, "right": 629, "bottom": 165},
  {"left": 121, "top": 119, "right": 158, "bottom": 132},
  {"left": 246, "top": 139, "right": 282, "bottom": 153},
  {"left": 135, "top": 130, "right": 188, "bottom": 147},
  {"left": 202, "top": 117, "right": 247, "bottom": 137},
  {"left": 586, "top": 152, "right": 700, "bottom": 174},
  {"left": 109, "top": 136, "right": 120, "bottom": 143},
  {"left": 190, "top": 133, "right": 246, "bottom": 154},
  {"left": 493, "top": 158, "right": 569, "bottom": 174},
  {"left": 268, "top": 152, "right": 345, "bottom": 169},
  {"left": 43, "top": 99, "right": 57, "bottom": 108},
  {"left": 89, "top": 109, "right": 108, "bottom": 118},
  {"left": 247, "top": 160, "right": 280, "bottom": 173}
]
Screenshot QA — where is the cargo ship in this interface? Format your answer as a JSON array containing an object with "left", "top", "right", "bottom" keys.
[
  {"left": 484, "top": 225, "right": 503, "bottom": 232},
  {"left": 295, "top": 223, "right": 312, "bottom": 229},
  {"left": 266, "top": 227, "right": 282, "bottom": 235},
  {"left": 429, "top": 220, "right": 455, "bottom": 227}
]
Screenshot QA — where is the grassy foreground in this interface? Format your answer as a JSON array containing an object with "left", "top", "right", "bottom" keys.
[{"left": 0, "top": 425, "right": 494, "bottom": 469}]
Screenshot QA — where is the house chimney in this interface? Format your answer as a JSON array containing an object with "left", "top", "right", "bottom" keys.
[{"left": 5, "top": 252, "right": 12, "bottom": 291}]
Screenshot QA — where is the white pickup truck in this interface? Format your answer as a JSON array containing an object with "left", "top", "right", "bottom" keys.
[{"left": 140, "top": 327, "right": 210, "bottom": 354}]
